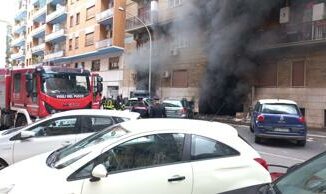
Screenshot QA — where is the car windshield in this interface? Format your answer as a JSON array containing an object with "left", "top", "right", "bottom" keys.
[
  {"left": 163, "top": 100, "right": 183, "bottom": 107},
  {"left": 261, "top": 103, "right": 299, "bottom": 115},
  {"left": 41, "top": 73, "right": 90, "bottom": 96},
  {"left": 274, "top": 152, "right": 326, "bottom": 194},
  {"left": 46, "top": 125, "right": 129, "bottom": 169}
]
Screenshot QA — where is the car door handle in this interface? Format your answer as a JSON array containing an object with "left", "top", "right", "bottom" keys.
[{"left": 168, "top": 175, "right": 186, "bottom": 182}]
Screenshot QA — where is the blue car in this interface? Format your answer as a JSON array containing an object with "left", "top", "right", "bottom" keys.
[{"left": 250, "top": 99, "right": 307, "bottom": 146}]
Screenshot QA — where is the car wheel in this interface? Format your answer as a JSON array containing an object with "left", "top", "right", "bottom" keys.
[
  {"left": 297, "top": 140, "right": 306, "bottom": 147},
  {"left": 0, "top": 159, "right": 8, "bottom": 170},
  {"left": 255, "top": 136, "right": 262, "bottom": 144},
  {"left": 15, "top": 115, "right": 27, "bottom": 127}
]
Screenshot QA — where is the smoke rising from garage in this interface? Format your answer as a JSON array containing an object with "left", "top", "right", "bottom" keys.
[{"left": 191, "top": 0, "right": 281, "bottom": 114}]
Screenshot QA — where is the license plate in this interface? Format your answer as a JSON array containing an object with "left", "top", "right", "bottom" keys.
[{"left": 274, "top": 128, "right": 290, "bottom": 132}]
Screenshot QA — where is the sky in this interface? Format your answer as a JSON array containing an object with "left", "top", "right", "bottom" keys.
[{"left": 0, "top": 0, "right": 16, "bottom": 24}]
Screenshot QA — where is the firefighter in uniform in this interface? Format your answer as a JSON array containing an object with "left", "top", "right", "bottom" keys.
[{"left": 103, "top": 97, "right": 115, "bottom": 110}]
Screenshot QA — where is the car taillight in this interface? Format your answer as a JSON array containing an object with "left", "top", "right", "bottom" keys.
[
  {"left": 257, "top": 115, "right": 265, "bottom": 122},
  {"left": 299, "top": 116, "right": 305, "bottom": 124},
  {"left": 254, "top": 158, "right": 269, "bottom": 171},
  {"left": 181, "top": 108, "right": 187, "bottom": 114}
]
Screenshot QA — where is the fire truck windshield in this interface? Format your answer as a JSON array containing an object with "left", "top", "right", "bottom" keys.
[{"left": 41, "top": 73, "right": 90, "bottom": 97}]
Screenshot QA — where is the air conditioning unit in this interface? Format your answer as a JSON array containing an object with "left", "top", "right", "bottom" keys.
[
  {"left": 280, "top": 7, "right": 290, "bottom": 24},
  {"left": 162, "top": 71, "right": 170, "bottom": 78},
  {"left": 170, "top": 48, "right": 179, "bottom": 56},
  {"left": 313, "top": 3, "right": 325, "bottom": 21}
]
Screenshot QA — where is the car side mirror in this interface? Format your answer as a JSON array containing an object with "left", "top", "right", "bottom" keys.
[
  {"left": 20, "top": 131, "right": 36, "bottom": 140},
  {"left": 90, "top": 164, "right": 108, "bottom": 182}
]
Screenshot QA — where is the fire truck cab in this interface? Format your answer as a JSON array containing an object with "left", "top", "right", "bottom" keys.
[{"left": 0, "top": 66, "right": 103, "bottom": 129}]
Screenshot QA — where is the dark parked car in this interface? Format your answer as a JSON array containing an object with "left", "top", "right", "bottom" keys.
[
  {"left": 258, "top": 151, "right": 326, "bottom": 194},
  {"left": 250, "top": 99, "right": 307, "bottom": 146},
  {"left": 162, "top": 98, "right": 194, "bottom": 118},
  {"left": 130, "top": 98, "right": 153, "bottom": 118}
]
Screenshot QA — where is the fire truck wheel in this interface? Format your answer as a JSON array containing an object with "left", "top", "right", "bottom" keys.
[{"left": 15, "top": 115, "right": 27, "bottom": 127}]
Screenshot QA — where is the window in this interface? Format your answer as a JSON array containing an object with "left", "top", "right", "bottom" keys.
[
  {"left": 70, "top": 133, "right": 185, "bottom": 179},
  {"left": 75, "top": 37, "right": 79, "bottom": 49},
  {"left": 168, "top": 0, "right": 183, "bottom": 8},
  {"left": 69, "top": 38, "right": 73, "bottom": 50},
  {"left": 80, "top": 116, "right": 114, "bottom": 133},
  {"left": 70, "top": 15, "right": 74, "bottom": 27},
  {"left": 191, "top": 135, "right": 239, "bottom": 160},
  {"left": 91, "top": 59, "right": 100, "bottom": 71},
  {"left": 14, "top": 73, "right": 21, "bottom": 93},
  {"left": 292, "top": 61, "right": 305, "bottom": 87},
  {"left": 27, "top": 117, "right": 79, "bottom": 137},
  {"left": 172, "top": 70, "right": 187, "bottom": 88},
  {"left": 85, "top": 32, "right": 94, "bottom": 46},
  {"left": 76, "top": 13, "right": 80, "bottom": 25},
  {"left": 109, "top": 57, "right": 119, "bottom": 70},
  {"left": 86, "top": 6, "right": 95, "bottom": 20}
]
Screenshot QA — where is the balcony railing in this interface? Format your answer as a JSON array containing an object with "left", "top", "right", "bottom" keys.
[
  {"left": 262, "top": 20, "right": 326, "bottom": 46},
  {"left": 31, "top": 43, "right": 45, "bottom": 53},
  {"left": 13, "top": 22, "right": 26, "bottom": 33},
  {"left": 46, "top": 7, "right": 67, "bottom": 23},
  {"left": 31, "top": 24, "right": 46, "bottom": 37},
  {"left": 11, "top": 36, "right": 25, "bottom": 46},
  {"left": 11, "top": 50, "right": 25, "bottom": 60},
  {"left": 126, "top": 11, "right": 152, "bottom": 31},
  {"left": 44, "top": 50, "right": 65, "bottom": 60},
  {"left": 15, "top": 6, "right": 27, "bottom": 20},
  {"left": 33, "top": 6, "right": 46, "bottom": 21},
  {"left": 95, "top": 38, "right": 112, "bottom": 49},
  {"left": 45, "top": 29, "right": 66, "bottom": 42},
  {"left": 96, "top": 8, "right": 114, "bottom": 23}
]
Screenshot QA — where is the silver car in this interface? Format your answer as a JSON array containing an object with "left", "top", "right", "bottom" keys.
[{"left": 162, "top": 99, "right": 194, "bottom": 118}]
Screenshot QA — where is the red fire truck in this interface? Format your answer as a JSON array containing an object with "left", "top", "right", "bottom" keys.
[{"left": 0, "top": 66, "right": 103, "bottom": 129}]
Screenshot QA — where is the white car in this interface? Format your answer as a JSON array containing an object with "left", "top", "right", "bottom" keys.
[
  {"left": 0, "top": 109, "right": 140, "bottom": 170},
  {"left": 0, "top": 119, "right": 271, "bottom": 194}
]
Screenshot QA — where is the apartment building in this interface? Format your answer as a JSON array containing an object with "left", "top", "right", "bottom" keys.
[
  {"left": 122, "top": 0, "right": 206, "bottom": 110},
  {"left": 254, "top": 0, "right": 326, "bottom": 128},
  {"left": 11, "top": 0, "right": 126, "bottom": 97}
]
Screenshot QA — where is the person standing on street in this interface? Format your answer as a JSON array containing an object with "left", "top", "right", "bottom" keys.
[{"left": 149, "top": 96, "right": 166, "bottom": 118}]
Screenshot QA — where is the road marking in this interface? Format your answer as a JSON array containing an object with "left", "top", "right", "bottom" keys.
[
  {"left": 259, "top": 151, "right": 305, "bottom": 162},
  {"left": 307, "top": 134, "right": 326, "bottom": 138}
]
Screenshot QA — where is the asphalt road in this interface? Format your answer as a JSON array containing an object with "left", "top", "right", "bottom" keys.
[{"left": 233, "top": 124, "right": 326, "bottom": 173}]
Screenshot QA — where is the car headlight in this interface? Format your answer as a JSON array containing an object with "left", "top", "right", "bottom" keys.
[{"left": 0, "top": 184, "right": 14, "bottom": 194}]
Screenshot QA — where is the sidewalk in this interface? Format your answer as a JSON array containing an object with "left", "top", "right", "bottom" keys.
[{"left": 195, "top": 114, "right": 326, "bottom": 136}]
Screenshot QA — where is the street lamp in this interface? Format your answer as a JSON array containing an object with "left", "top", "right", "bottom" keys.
[{"left": 118, "top": 6, "right": 152, "bottom": 96}]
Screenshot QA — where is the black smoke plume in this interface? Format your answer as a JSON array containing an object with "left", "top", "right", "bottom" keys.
[{"left": 192, "top": 0, "right": 281, "bottom": 114}]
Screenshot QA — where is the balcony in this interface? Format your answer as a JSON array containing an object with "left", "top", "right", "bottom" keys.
[
  {"left": 47, "top": 0, "right": 65, "bottom": 5},
  {"left": 126, "top": 11, "right": 152, "bottom": 32},
  {"left": 15, "top": 6, "right": 27, "bottom": 21},
  {"left": 13, "top": 22, "right": 26, "bottom": 34},
  {"left": 11, "top": 36, "right": 25, "bottom": 47},
  {"left": 31, "top": 43, "right": 45, "bottom": 55},
  {"left": 45, "top": 29, "right": 66, "bottom": 43},
  {"left": 11, "top": 50, "right": 25, "bottom": 60},
  {"left": 33, "top": 6, "right": 46, "bottom": 22},
  {"left": 31, "top": 25, "right": 46, "bottom": 38},
  {"left": 46, "top": 7, "right": 67, "bottom": 24},
  {"left": 260, "top": 20, "right": 326, "bottom": 50},
  {"left": 95, "top": 39, "right": 112, "bottom": 49},
  {"left": 44, "top": 50, "right": 65, "bottom": 61},
  {"left": 96, "top": 8, "right": 114, "bottom": 25}
]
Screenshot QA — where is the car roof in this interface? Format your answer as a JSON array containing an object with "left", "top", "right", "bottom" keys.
[
  {"left": 258, "top": 99, "right": 297, "bottom": 105},
  {"left": 49, "top": 109, "right": 140, "bottom": 119},
  {"left": 120, "top": 119, "right": 238, "bottom": 136}
]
